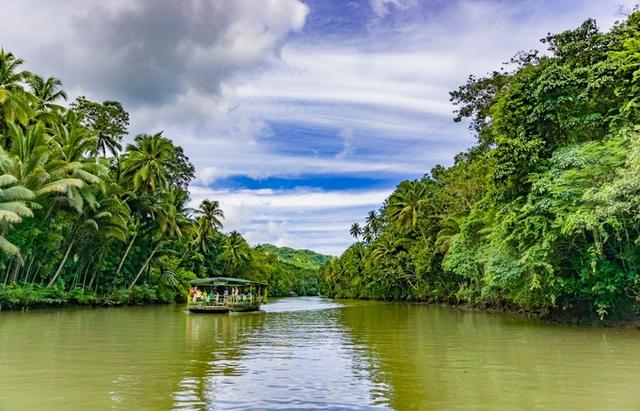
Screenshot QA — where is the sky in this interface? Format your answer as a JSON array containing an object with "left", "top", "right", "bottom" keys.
[{"left": 0, "top": 0, "right": 635, "bottom": 255}]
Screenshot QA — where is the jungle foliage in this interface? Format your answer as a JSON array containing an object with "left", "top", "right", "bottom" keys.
[
  {"left": 321, "top": 13, "right": 640, "bottom": 321},
  {"left": 0, "top": 50, "right": 316, "bottom": 310}
]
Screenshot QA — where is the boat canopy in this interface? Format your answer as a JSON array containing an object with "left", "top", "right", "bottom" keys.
[{"left": 189, "top": 277, "right": 268, "bottom": 287}]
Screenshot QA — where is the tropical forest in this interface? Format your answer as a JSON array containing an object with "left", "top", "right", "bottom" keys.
[
  {"left": 0, "top": 51, "right": 327, "bottom": 310},
  {"left": 321, "top": 12, "right": 640, "bottom": 322}
]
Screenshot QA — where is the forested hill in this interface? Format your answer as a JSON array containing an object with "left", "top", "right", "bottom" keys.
[
  {"left": 256, "top": 244, "right": 333, "bottom": 270},
  {"left": 321, "top": 12, "right": 640, "bottom": 323}
]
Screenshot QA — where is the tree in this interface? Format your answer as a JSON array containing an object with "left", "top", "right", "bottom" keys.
[
  {"left": 71, "top": 97, "right": 129, "bottom": 157},
  {"left": 26, "top": 74, "right": 67, "bottom": 111},
  {"left": 388, "top": 181, "right": 430, "bottom": 242},
  {"left": 47, "top": 183, "right": 128, "bottom": 287},
  {"left": 0, "top": 50, "right": 33, "bottom": 127},
  {"left": 0, "top": 148, "right": 34, "bottom": 261},
  {"left": 350, "top": 222, "right": 362, "bottom": 241},
  {"left": 222, "top": 231, "right": 251, "bottom": 273},
  {"left": 194, "top": 199, "right": 224, "bottom": 254},
  {"left": 128, "top": 188, "right": 191, "bottom": 289},
  {"left": 119, "top": 133, "right": 175, "bottom": 194}
]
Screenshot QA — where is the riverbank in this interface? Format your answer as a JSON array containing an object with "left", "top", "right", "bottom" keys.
[
  {"left": 435, "top": 301, "right": 640, "bottom": 328},
  {"left": 0, "top": 283, "right": 183, "bottom": 311},
  {"left": 327, "top": 295, "right": 640, "bottom": 328},
  {"left": 0, "top": 283, "right": 321, "bottom": 312}
]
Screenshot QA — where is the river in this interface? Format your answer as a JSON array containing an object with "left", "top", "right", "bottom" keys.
[{"left": 1, "top": 297, "right": 639, "bottom": 410}]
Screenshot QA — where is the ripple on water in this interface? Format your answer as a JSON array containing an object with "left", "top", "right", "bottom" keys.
[{"left": 2, "top": 298, "right": 640, "bottom": 410}]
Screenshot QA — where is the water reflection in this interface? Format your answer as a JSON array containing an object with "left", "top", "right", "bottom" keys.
[
  {"left": 337, "top": 302, "right": 640, "bottom": 411},
  {"left": 2, "top": 298, "right": 640, "bottom": 410},
  {"left": 175, "top": 297, "right": 387, "bottom": 410}
]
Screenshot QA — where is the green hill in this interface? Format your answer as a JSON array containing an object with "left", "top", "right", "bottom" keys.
[{"left": 256, "top": 244, "right": 333, "bottom": 271}]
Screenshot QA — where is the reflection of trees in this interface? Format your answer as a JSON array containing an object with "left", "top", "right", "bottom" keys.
[
  {"left": 176, "top": 311, "right": 267, "bottom": 408},
  {"left": 338, "top": 303, "right": 640, "bottom": 411},
  {"left": 336, "top": 303, "right": 541, "bottom": 410}
]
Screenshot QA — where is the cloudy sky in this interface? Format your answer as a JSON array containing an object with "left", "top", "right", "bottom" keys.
[{"left": 0, "top": 0, "right": 634, "bottom": 254}]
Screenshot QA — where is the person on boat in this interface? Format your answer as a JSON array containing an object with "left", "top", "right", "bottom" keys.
[
  {"left": 223, "top": 288, "right": 228, "bottom": 302},
  {"left": 189, "top": 287, "right": 196, "bottom": 303},
  {"left": 215, "top": 291, "right": 220, "bottom": 304}
]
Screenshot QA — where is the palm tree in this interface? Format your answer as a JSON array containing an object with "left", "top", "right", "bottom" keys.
[
  {"left": 194, "top": 199, "right": 224, "bottom": 254},
  {"left": 388, "top": 181, "right": 429, "bottom": 242},
  {"left": 369, "top": 236, "right": 398, "bottom": 263},
  {"left": 366, "top": 210, "right": 381, "bottom": 235},
  {"left": 47, "top": 184, "right": 128, "bottom": 287},
  {"left": 119, "top": 133, "right": 174, "bottom": 194},
  {"left": 49, "top": 114, "right": 106, "bottom": 212},
  {"left": 362, "top": 225, "right": 373, "bottom": 243},
  {"left": 114, "top": 192, "right": 149, "bottom": 276},
  {"left": 26, "top": 74, "right": 67, "bottom": 111},
  {"left": 5, "top": 122, "right": 86, "bottom": 198},
  {"left": 0, "top": 50, "right": 33, "bottom": 127},
  {"left": 0, "top": 50, "right": 29, "bottom": 90},
  {"left": 350, "top": 222, "right": 362, "bottom": 241},
  {"left": 435, "top": 217, "right": 460, "bottom": 255},
  {"left": 0, "top": 148, "right": 34, "bottom": 262},
  {"left": 222, "top": 231, "right": 250, "bottom": 272},
  {"left": 128, "top": 188, "right": 190, "bottom": 289}
]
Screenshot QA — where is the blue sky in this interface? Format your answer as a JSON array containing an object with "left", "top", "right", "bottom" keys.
[{"left": 0, "top": 0, "right": 635, "bottom": 254}]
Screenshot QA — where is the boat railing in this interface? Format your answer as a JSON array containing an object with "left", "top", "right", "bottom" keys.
[{"left": 188, "top": 295, "right": 262, "bottom": 307}]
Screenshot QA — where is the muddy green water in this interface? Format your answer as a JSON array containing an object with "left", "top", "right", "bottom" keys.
[{"left": 1, "top": 297, "right": 640, "bottom": 410}]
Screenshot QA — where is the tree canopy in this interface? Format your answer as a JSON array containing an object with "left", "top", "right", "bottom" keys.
[
  {"left": 0, "top": 53, "right": 320, "bottom": 309},
  {"left": 321, "top": 11, "right": 640, "bottom": 322}
]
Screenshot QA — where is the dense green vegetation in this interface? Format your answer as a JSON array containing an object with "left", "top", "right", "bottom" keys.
[
  {"left": 321, "top": 13, "right": 640, "bottom": 321},
  {"left": 0, "top": 50, "right": 313, "bottom": 310},
  {"left": 256, "top": 244, "right": 333, "bottom": 271}
]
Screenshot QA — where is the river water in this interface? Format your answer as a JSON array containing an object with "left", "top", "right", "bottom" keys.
[{"left": 1, "top": 297, "right": 640, "bottom": 410}]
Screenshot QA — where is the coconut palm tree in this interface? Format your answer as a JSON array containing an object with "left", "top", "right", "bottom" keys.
[
  {"left": 0, "top": 50, "right": 29, "bottom": 90},
  {"left": 5, "top": 122, "right": 85, "bottom": 199},
  {"left": 119, "top": 133, "right": 174, "bottom": 194},
  {"left": 0, "top": 148, "right": 34, "bottom": 261},
  {"left": 222, "top": 231, "right": 250, "bottom": 272},
  {"left": 47, "top": 184, "right": 128, "bottom": 287},
  {"left": 26, "top": 74, "right": 67, "bottom": 111},
  {"left": 388, "top": 181, "right": 429, "bottom": 242},
  {"left": 369, "top": 236, "right": 398, "bottom": 264},
  {"left": 194, "top": 199, "right": 224, "bottom": 254},
  {"left": 0, "top": 50, "right": 33, "bottom": 127},
  {"left": 128, "top": 188, "right": 191, "bottom": 289},
  {"left": 350, "top": 222, "right": 362, "bottom": 241}
]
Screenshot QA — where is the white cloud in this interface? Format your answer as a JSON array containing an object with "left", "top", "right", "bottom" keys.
[
  {"left": 188, "top": 186, "right": 392, "bottom": 255},
  {"left": 336, "top": 128, "right": 354, "bottom": 159},
  {"left": 1, "top": 0, "right": 636, "bottom": 254},
  {"left": 369, "top": 0, "right": 417, "bottom": 19}
]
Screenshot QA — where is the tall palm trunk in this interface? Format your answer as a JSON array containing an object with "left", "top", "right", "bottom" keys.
[
  {"left": 47, "top": 237, "right": 76, "bottom": 288},
  {"left": 116, "top": 232, "right": 137, "bottom": 275},
  {"left": 128, "top": 242, "right": 161, "bottom": 290}
]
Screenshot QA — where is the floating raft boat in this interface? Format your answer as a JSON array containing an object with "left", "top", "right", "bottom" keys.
[{"left": 187, "top": 277, "right": 268, "bottom": 314}]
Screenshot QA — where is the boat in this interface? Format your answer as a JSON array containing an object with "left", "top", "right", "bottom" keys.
[{"left": 187, "top": 277, "right": 268, "bottom": 314}]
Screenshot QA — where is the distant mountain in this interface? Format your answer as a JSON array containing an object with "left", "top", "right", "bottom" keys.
[{"left": 256, "top": 244, "right": 333, "bottom": 271}]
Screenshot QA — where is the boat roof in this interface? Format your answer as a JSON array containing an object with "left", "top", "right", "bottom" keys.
[{"left": 189, "top": 277, "right": 268, "bottom": 287}]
